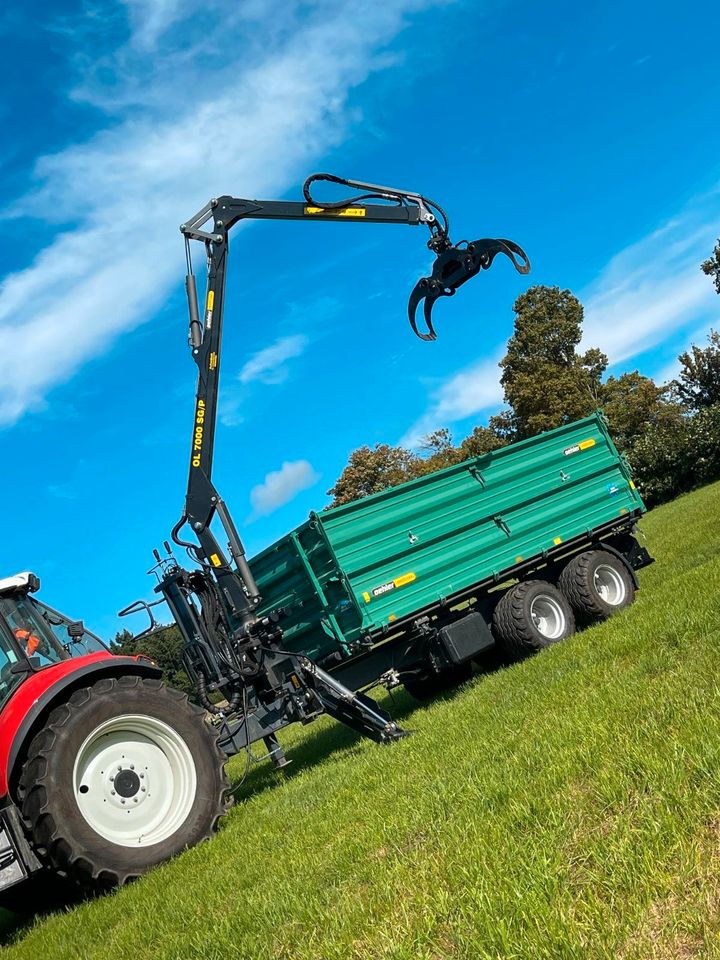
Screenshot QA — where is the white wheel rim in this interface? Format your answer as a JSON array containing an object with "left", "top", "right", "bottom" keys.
[
  {"left": 593, "top": 564, "right": 627, "bottom": 606},
  {"left": 72, "top": 714, "right": 197, "bottom": 848},
  {"left": 530, "top": 594, "right": 566, "bottom": 640}
]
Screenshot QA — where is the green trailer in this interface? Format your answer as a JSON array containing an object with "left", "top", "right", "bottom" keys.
[{"left": 250, "top": 412, "right": 653, "bottom": 699}]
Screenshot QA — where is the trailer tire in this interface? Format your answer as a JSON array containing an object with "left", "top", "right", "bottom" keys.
[
  {"left": 404, "top": 662, "right": 472, "bottom": 701},
  {"left": 19, "top": 675, "right": 230, "bottom": 892},
  {"left": 559, "top": 549, "right": 635, "bottom": 621},
  {"left": 493, "top": 580, "right": 574, "bottom": 660}
]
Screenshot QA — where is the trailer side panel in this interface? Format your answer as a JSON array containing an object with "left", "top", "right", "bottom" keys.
[{"left": 251, "top": 413, "right": 645, "bottom": 660}]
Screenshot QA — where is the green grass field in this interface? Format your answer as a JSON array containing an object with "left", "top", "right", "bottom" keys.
[{"left": 3, "top": 480, "right": 720, "bottom": 959}]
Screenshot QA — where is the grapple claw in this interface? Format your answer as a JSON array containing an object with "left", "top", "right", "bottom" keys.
[
  {"left": 408, "top": 279, "right": 438, "bottom": 341},
  {"left": 407, "top": 237, "right": 530, "bottom": 340}
]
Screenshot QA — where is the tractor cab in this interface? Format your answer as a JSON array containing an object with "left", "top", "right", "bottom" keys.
[{"left": 0, "top": 572, "right": 107, "bottom": 709}]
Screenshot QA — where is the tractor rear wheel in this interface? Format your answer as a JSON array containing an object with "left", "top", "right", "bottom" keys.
[{"left": 19, "top": 675, "right": 229, "bottom": 891}]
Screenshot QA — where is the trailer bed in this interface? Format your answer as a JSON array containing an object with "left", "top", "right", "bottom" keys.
[{"left": 249, "top": 413, "right": 645, "bottom": 662}]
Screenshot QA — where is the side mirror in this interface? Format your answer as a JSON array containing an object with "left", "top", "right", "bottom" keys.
[{"left": 67, "top": 621, "right": 85, "bottom": 639}]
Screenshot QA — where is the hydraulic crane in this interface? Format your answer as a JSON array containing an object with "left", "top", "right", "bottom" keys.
[{"left": 129, "top": 174, "right": 530, "bottom": 765}]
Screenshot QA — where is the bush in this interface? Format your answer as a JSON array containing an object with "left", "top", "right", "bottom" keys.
[{"left": 629, "top": 403, "right": 720, "bottom": 506}]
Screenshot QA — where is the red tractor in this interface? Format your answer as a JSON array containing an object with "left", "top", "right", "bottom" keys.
[{"left": 0, "top": 572, "right": 228, "bottom": 895}]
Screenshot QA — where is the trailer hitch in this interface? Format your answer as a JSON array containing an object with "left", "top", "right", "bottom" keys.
[{"left": 408, "top": 237, "right": 531, "bottom": 341}]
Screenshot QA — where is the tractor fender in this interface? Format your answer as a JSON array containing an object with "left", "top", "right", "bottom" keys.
[{"left": 0, "top": 652, "right": 161, "bottom": 798}]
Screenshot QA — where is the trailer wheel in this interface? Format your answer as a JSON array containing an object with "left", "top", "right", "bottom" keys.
[
  {"left": 493, "top": 580, "right": 574, "bottom": 660},
  {"left": 403, "top": 662, "right": 472, "bottom": 701},
  {"left": 19, "top": 675, "right": 230, "bottom": 891},
  {"left": 559, "top": 549, "right": 635, "bottom": 621}
]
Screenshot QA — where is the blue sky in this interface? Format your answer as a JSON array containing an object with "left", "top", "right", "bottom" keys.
[{"left": 1, "top": 0, "right": 718, "bottom": 640}]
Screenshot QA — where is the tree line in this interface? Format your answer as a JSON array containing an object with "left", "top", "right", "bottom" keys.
[{"left": 328, "top": 240, "right": 720, "bottom": 509}]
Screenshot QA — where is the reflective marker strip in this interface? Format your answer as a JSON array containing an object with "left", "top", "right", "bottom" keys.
[{"left": 393, "top": 572, "right": 416, "bottom": 588}]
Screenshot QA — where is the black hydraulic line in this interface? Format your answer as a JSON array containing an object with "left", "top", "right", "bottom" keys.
[
  {"left": 302, "top": 172, "right": 450, "bottom": 237},
  {"left": 196, "top": 670, "right": 242, "bottom": 715}
]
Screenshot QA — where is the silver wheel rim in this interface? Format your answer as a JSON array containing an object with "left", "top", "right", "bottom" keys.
[
  {"left": 72, "top": 714, "right": 197, "bottom": 848},
  {"left": 530, "top": 594, "right": 566, "bottom": 640},
  {"left": 593, "top": 564, "right": 627, "bottom": 606}
]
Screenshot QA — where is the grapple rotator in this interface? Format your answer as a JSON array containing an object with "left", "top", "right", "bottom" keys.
[
  {"left": 408, "top": 236, "right": 531, "bottom": 341},
  {"left": 303, "top": 173, "right": 531, "bottom": 342}
]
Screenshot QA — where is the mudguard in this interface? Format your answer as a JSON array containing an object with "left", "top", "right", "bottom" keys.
[{"left": 0, "top": 652, "right": 160, "bottom": 797}]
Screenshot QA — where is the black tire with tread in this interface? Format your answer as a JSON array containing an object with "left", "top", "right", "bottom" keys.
[
  {"left": 558, "top": 549, "right": 635, "bottom": 621},
  {"left": 403, "top": 661, "right": 472, "bottom": 701},
  {"left": 492, "top": 579, "right": 575, "bottom": 660},
  {"left": 19, "top": 675, "right": 230, "bottom": 892}
]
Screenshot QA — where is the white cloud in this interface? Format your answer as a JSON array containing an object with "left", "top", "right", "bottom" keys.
[
  {"left": 122, "top": 0, "right": 187, "bottom": 50},
  {"left": 581, "top": 188, "right": 720, "bottom": 365},
  {"left": 249, "top": 460, "right": 320, "bottom": 518},
  {"left": 650, "top": 321, "right": 719, "bottom": 387},
  {"left": 399, "top": 353, "right": 503, "bottom": 447},
  {"left": 239, "top": 334, "right": 308, "bottom": 385},
  {"left": 0, "top": 0, "right": 445, "bottom": 427}
]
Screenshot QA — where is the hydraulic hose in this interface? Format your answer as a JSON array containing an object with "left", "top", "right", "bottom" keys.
[{"left": 196, "top": 670, "right": 242, "bottom": 716}]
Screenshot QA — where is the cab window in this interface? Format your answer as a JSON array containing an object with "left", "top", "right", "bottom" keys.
[
  {"left": 0, "top": 597, "right": 70, "bottom": 667},
  {"left": 0, "top": 621, "right": 24, "bottom": 709},
  {"left": 35, "top": 601, "right": 107, "bottom": 657}
]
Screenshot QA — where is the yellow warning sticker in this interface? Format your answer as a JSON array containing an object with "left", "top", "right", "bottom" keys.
[
  {"left": 209, "top": 553, "right": 222, "bottom": 567},
  {"left": 564, "top": 437, "right": 596, "bottom": 456},
  {"left": 553, "top": 537, "right": 563, "bottom": 545},
  {"left": 304, "top": 206, "right": 366, "bottom": 217}
]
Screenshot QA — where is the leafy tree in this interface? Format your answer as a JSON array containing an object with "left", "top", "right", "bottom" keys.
[
  {"left": 688, "top": 403, "right": 720, "bottom": 486},
  {"left": 601, "top": 371, "right": 682, "bottom": 453},
  {"left": 328, "top": 420, "right": 509, "bottom": 506},
  {"left": 672, "top": 329, "right": 720, "bottom": 411},
  {"left": 486, "top": 409, "right": 517, "bottom": 443},
  {"left": 112, "top": 624, "right": 194, "bottom": 699},
  {"left": 327, "top": 443, "right": 419, "bottom": 507},
  {"left": 414, "top": 428, "right": 463, "bottom": 475},
  {"left": 458, "top": 424, "right": 508, "bottom": 459},
  {"left": 629, "top": 416, "right": 695, "bottom": 507},
  {"left": 499, "top": 286, "right": 608, "bottom": 438},
  {"left": 701, "top": 239, "right": 720, "bottom": 294}
]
